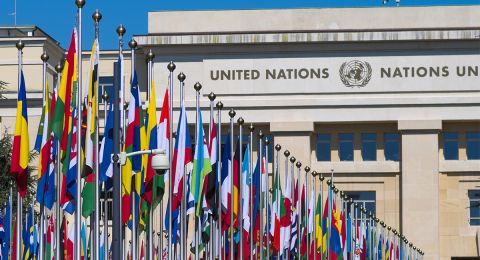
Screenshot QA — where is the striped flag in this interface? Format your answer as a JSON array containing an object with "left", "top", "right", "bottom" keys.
[
  {"left": 60, "top": 84, "right": 79, "bottom": 215},
  {"left": 152, "top": 89, "right": 169, "bottom": 209},
  {"left": 220, "top": 134, "right": 231, "bottom": 231},
  {"left": 36, "top": 79, "right": 51, "bottom": 206},
  {"left": 171, "top": 97, "right": 192, "bottom": 210},
  {"left": 10, "top": 70, "right": 29, "bottom": 198},
  {"left": 81, "top": 39, "right": 99, "bottom": 217},
  {"left": 52, "top": 29, "right": 77, "bottom": 152},
  {"left": 191, "top": 104, "right": 212, "bottom": 216},
  {"left": 122, "top": 71, "right": 143, "bottom": 224},
  {"left": 45, "top": 215, "right": 54, "bottom": 260}
]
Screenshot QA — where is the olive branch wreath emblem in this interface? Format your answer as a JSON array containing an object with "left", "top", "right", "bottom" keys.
[{"left": 339, "top": 60, "right": 372, "bottom": 88}]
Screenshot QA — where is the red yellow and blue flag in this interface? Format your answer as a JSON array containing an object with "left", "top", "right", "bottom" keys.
[{"left": 10, "top": 70, "right": 29, "bottom": 198}]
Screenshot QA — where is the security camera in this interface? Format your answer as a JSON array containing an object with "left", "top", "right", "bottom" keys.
[{"left": 152, "top": 152, "right": 169, "bottom": 175}]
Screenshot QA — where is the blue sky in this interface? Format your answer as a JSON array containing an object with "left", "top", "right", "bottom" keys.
[{"left": 0, "top": 0, "right": 479, "bottom": 49}]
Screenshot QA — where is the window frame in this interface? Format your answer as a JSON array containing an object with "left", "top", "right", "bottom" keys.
[
  {"left": 466, "top": 132, "right": 480, "bottom": 160},
  {"left": 316, "top": 133, "right": 331, "bottom": 161},
  {"left": 443, "top": 132, "right": 459, "bottom": 160},
  {"left": 338, "top": 133, "right": 354, "bottom": 161},
  {"left": 361, "top": 133, "right": 377, "bottom": 161},
  {"left": 468, "top": 190, "right": 480, "bottom": 226}
]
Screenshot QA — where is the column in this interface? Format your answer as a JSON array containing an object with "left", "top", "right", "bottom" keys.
[{"left": 399, "top": 120, "right": 441, "bottom": 260}]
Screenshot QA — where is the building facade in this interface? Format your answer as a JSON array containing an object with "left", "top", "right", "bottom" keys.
[
  {"left": 0, "top": 5, "right": 478, "bottom": 260},
  {"left": 133, "top": 5, "right": 480, "bottom": 260}
]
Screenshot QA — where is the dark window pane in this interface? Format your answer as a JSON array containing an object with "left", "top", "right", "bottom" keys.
[
  {"left": 466, "top": 132, "right": 480, "bottom": 160},
  {"left": 339, "top": 133, "right": 354, "bottom": 161},
  {"left": 443, "top": 132, "right": 459, "bottom": 160},
  {"left": 469, "top": 190, "right": 480, "bottom": 226},
  {"left": 470, "top": 219, "right": 480, "bottom": 226},
  {"left": 470, "top": 201, "right": 480, "bottom": 217},
  {"left": 316, "top": 134, "right": 331, "bottom": 161},
  {"left": 468, "top": 190, "right": 480, "bottom": 199},
  {"left": 344, "top": 191, "right": 376, "bottom": 220},
  {"left": 384, "top": 133, "right": 400, "bottom": 161},
  {"left": 361, "top": 133, "right": 376, "bottom": 161}
]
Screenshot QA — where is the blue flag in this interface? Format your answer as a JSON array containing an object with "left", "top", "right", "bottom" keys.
[{"left": 2, "top": 197, "right": 10, "bottom": 258}]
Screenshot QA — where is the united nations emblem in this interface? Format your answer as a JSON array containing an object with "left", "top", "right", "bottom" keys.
[{"left": 339, "top": 60, "right": 372, "bottom": 87}]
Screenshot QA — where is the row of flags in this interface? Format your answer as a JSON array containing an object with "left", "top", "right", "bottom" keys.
[{"left": 7, "top": 24, "right": 425, "bottom": 260}]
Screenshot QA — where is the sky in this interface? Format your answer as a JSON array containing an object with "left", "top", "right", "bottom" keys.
[{"left": 0, "top": 0, "right": 479, "bottom": 50}]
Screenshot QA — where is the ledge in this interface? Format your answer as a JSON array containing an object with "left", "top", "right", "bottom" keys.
[
  {"left": 135, "top": 29, "right": 480, "bottom": 46},
  {"left": 439, "top": 160, "right": 480, "bottom": 173},
  {"left": 311, "top": 161, "right": 400, "bottom": 174}
]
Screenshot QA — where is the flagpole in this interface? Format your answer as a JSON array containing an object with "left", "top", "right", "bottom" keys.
[
  {"left": 248, "top": 124, "right": 254, "bottom": 260},
  {"left": 258, "top": 131, "right": 264, "bottom": 260},
  {"left": 177, "top": 72, "right": 186, "bottom": 260},
  {"left": 102, "top": 91, "right": 110, "bottom": 260},
  {"left": 38, "top": 50, "right": 49, "bottom": 260},
  {"left": 91, "top": 9, "right": 102, "bottom": 260},
  {"left": 15, "top": 39, "right": 24, "bottom": 260},
  {"left": 216, "top": 101, "right": 223, "bottom": 260},
  {"left": 207, "top": 91, "right": 216, "bottom": 260},
  {"left": 194, "top": 81, "right": 201, "bottom": 260},
  {"left": 112, "top": 24, "right": 126, "bottom": 260},
  {"left": 272, "top": 143, "right": 281, "bottom": 260},
  {"left": 146, "top": 49, "right": 155, "bottom": 260},
  {"left": 236, "top": 117, "right": 243, "bottom": 260},
  {"left": 54, "top": 61, "right": 63, "bottom": 260},
  {"left": 130, "top": 39, "right": 139, "bottom": 260},
  {"left": 289, "top": 156, "right": 296, "bottom": 259},
  {"left": 320, "top": 173, "right": 324, "bottom": 260},
  {"left": 75, "top": 2, "right": 85, "bottom": 260},
  {"left": 327, "top": 169, "right": 334, "bottom": 260},
  {"left": 311, "top": 170, "right": 316, "bottom": 260},
  {"left": 228, "top": 108, "right": 235, "bottom": 260},
  {"left": 294, "top": 161, "right": 301, "bottom": 259},
  {"left": 166, "top": 61, "right": 175, "bottom": 260},
  {"left": 264, "top": 137, "right": 270, "bottom": 260}
]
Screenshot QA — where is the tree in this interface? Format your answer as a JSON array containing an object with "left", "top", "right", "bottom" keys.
[
  {"left": 0, "top": 129, "right": 37, "bottom": 215},
  {"left": 0, "top": 80, "right": 7, "bottom": 99}
]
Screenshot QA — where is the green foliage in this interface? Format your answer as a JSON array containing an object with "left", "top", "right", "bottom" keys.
[
  {"left": 0, "top": 129, "right": 37, "bottom": 215},
  {"left": 0, "top": 81, "right": 7, "bottom": 99}
]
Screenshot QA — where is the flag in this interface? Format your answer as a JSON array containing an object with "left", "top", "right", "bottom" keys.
[
  {"left": 99, "top": 99, "right": 113, "bottom": 182},
  {"left": 52, "top": 29, "right": 77, "bottom": 152},
  {"left": 144, "top": 81, "right": 161, "bottom": 206},
  {"left": 205, "top": 117, "right": 217, "bottom": 217},
  {"left": 191, "top": 105, "right": 212, "bottom": 216},
  {"left": 171, "top": 97, "right": 192, "bottom": 210},
  {"left": 66, "top": 222, "right": 74, "bottom": 260},
  {"left": 35, "top": 81, "right": 51, "bottom": 205},
  {"left": 122, "top": 71, "right": 144, "bottom": 224},
  {"left": 81, "top": 222, "right": 87, "bottom": 259},
  {"left": 330, "top": 201, "right": 342, "bottom": 259},
  {"left": 99, "top": 225, "right": 105, "bottom": 260},
  {"left": 60, "top": 83, "right": 79, "bottom": 215},
  {"left": 82, "top": 39, "right": 99, "bottom": 217},
  {"left": 220, "top": 133, "right": 232, "bottom": 231},
  {"left": 152, "top": 89, "right": 169, "bottom": 209},
  {"left": 271, "top": 168, "right": 281, "bottom": 252},
  {"left": 1, "top": 197, "right": 10, "bottom": 259},
  {"left": 10, "top": 71, "right": 29, "bottom": 198},
  {"left": 22, "top": 207, "right": 33, "bottom": 260},
  {"left": 241, "top": 145, "right": 251, "bottom": 257},
  {"left": 140, "top": 240, "right": 145, "bottom": 260},
  {"left": 290, "top": 180, "right": 298, "bottom": 255},
  {"left": 251, "top": 158, "right": 260, "bottom": 245},
  {"left": 45, "top": 215, "right": 54, "bottom": 260}
]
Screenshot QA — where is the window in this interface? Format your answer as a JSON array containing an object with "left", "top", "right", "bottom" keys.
[
  {"left": 443, "top": 132, "right": 459, "bottom": 160},
  {"left": 339, "top": 133, "right": 354, "bottom": 161},
  {"left": 468, "top": 190, "right": 480, "bottom": 225},
  {"left": 316, "top": 134, "right": 331, "bottom": 161},
  {"left": 99, "top": 76, "right": 114, "bottom": 104},
  {"left": 100, "top": 190, "right": 113, "bottom": 221},
  {"left": 361, "top": 133, "right": 376, "bottom": 161},
  {"left": 344, "top": 191, "right": 376, "bottom": 221},
  {"left": 384, "top": 133, "right": 400, "bottom": 161},
  {"left": 466, "top": 132, "right": 480, "bottom": 160}
]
